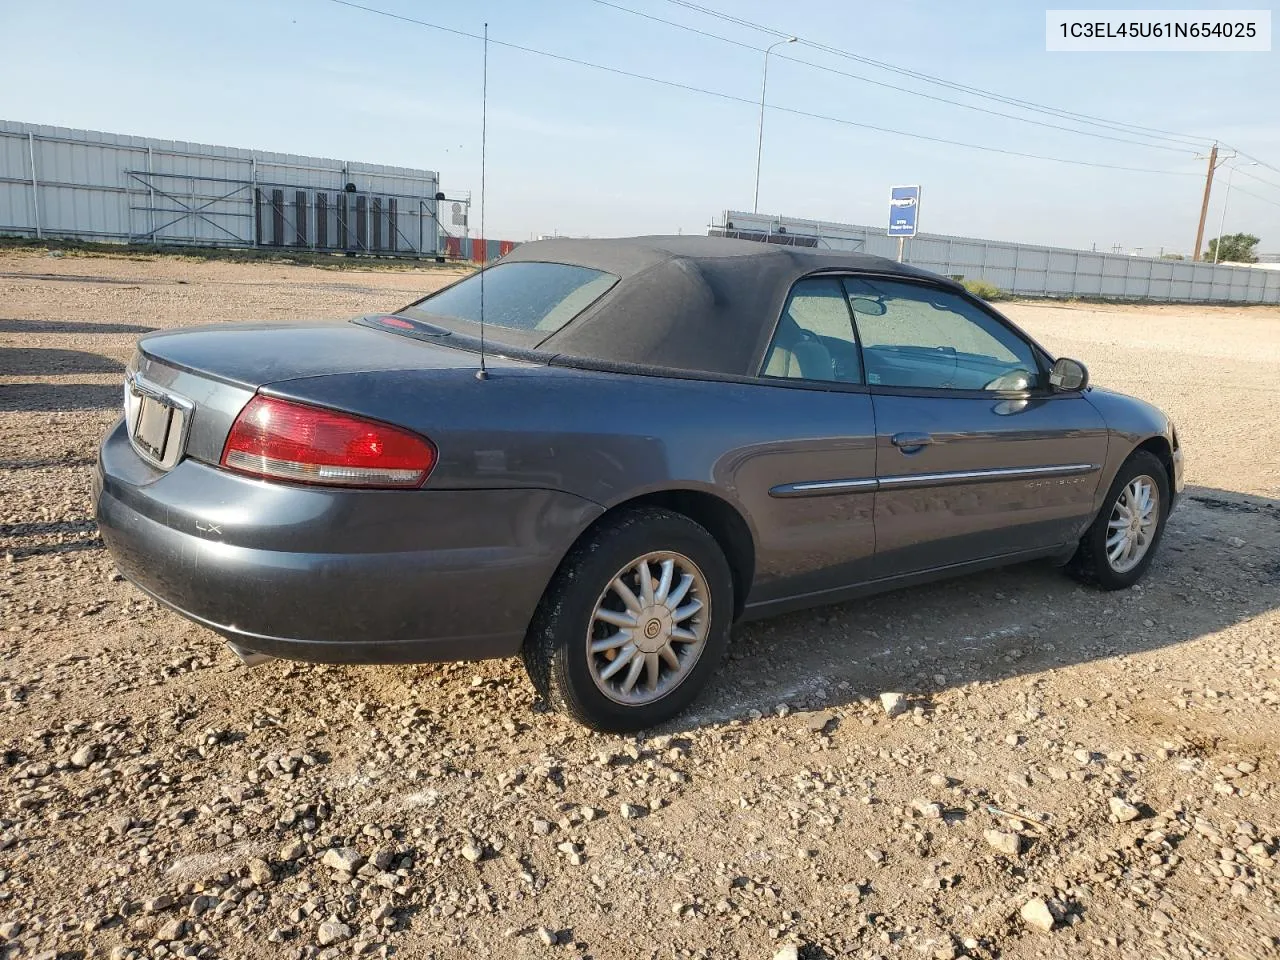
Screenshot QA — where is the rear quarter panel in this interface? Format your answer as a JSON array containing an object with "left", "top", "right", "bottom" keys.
[{"left": 264, "top": 365, "right": 880, "bottom": 604}]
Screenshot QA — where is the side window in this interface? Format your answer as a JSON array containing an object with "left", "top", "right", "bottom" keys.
[
  {"left": 845, "top": 278, "right": 1041, "bottom": 391},
  {"left": 761, "top": 277, "right": 863, "bottom": 385}
]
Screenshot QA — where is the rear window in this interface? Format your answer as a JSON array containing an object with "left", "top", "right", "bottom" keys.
[{"left": 402, "top": 261, "right": 617, "bottom": 337}]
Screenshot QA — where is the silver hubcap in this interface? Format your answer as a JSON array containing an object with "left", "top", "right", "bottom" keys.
[
  {"left": 587, "top": 551, "right": 710, "bottom": 706},
  {"left": 1106, "top": 475, "right": 1159, "bottom": 573}
]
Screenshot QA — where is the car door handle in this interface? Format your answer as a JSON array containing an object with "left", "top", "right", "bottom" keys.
[{"left": 891, "top": 432, "right": 933, "bottom": 452}]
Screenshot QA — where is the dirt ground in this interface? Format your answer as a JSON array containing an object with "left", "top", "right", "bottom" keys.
[{"left": 1, "top": 248, "right": 1278, "bottom": 960}]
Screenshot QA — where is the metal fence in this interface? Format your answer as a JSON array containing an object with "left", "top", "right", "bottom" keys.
[
  {"left": 0, "top": 121, "right": 443, "bottom": 257},
  {"left": 715, "top": 210, "right": 1280, "bottom": 304}
]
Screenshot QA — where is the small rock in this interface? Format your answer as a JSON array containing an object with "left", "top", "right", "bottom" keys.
[
  {"left": 984, "top": 830, "right": 1021, "bottom": 856},
  {"left": 246, "top": 857, "right": 274, "bottom": 885},
  {"left": 142, "top": 895, "right": 174, "bottom": 914},
  {"left": 317, "top": 921, "right": 351, "bottom": 946},
  {"left": 865, "top": 848, "right": 886, "bottom": 864},
  {"left": 1020, "top": 897, "right": 1055, "bottom": 933},
  {"left": 279, "top": 840, "right": 306, "bottom": 861},
  {"left": 912, "top": 798, "right": 943, "bottom": 820},
  {"left": 880, "top": 692, "right": 907, "bottom": 718},
  {"left": 321, "top": 847, "right": 363, "bottom": 873},
  {"left": 1226, "top": 536, "right": 1245, "bottom": 548},
  {"left": 536, "top": 926, "right": 558, "bottom": 946},
  {"left": 531, "top": 819, "right": 554, "bottom": 836},
  {"left": 0, "top": 921, "right": 23, "bottom": 939},
  {"left": 619, "top": 803, "right": 646, "bottom": 820},
  {"left": 70, "top": 745, "right": 97, "bottom": 768},
  {"left": 156, "top": 918, "right": 186, "bottom": 941},
  {"left": 773, "top": 946, "right": 800, "bottom": 960},
  {"left": 1109, "top": 797, "right": 1141, "bottom": 823},
  {"left": 806, "top": 711, "right": 835, "bottom": 734},
  {"left": 460, "top": 841, "right": 484, "bottom": 863}
]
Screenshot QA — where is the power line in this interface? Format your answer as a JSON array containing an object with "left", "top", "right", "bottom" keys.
[
  {"left": 1232, "top": 165, "right": 1280, "bottom": 193},
  {"left": 1228, "top": 184, "right": 1280, "bottom": 210},
  {"left": 325, "top": 0, "right": 1199, "bottom": 178},
  {"left": 1223, "top": 146, "right": 1280, "bottom": 185},
  {"left": 586, "top": 0, "right": 1198, "bottom": 156},
  {"left": 660, "top": 0, "right": 1215, "bottom": 149}
]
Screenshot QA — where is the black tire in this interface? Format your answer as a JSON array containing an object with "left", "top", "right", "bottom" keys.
[
  {"left": 1068, "top": 449, "right": 1170, "bottom": 590},
  {"left": 522, "top": 507, "right": 733, "bottom": 733}
]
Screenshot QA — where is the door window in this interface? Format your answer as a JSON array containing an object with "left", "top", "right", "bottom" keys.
[
  {"left": 761, "top": 277, "right": 863, "bottom": 384},
  {"left": 844, "top": 278, "right": 1040, "bottom": 391}
]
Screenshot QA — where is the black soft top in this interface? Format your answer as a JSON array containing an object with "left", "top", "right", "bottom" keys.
[{"left": 502, "top": 235, "right": 958, "bottom": 377}]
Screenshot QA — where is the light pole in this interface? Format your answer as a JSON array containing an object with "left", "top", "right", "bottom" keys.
[
  {"left": 753, "top": 36, "right": 797, "bottom": 214},
  {"left": 1213, "top": 161, "right": 1259, "bottom": 263}
]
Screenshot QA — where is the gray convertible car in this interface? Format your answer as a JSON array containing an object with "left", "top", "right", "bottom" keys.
[{"left": 95, "top": 236, "right": 1182, "bottom": 731}]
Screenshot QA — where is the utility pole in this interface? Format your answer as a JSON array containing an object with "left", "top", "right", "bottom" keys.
[{"left": 1192, "top": 144, "right": 1218, "bottom": 262}]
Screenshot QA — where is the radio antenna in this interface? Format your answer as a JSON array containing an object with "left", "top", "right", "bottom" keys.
[{"left": 475, "top": 21, "right": 489, "bottom": 381}]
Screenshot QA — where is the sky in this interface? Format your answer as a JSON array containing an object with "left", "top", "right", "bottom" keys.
[{"left": 2, "top": 0, "right": 1278, "bottom": 254}]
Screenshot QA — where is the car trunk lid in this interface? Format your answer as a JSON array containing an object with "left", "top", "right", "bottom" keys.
[
  {"left": 124, "top": 317, "right": 497, "bottom": 473},
  {"left": 137, "top": 317, "right": 484, "bottom": 388}
]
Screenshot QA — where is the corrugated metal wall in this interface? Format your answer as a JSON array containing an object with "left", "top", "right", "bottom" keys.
[
  {"left": 441, "top": 235, "right": 520, "bottom": 262},
  {"left": 716, "top": 210, "right": 1280, "bottom": 304},
  {"left": 0, "top": 121, "right": 442, "bottom": 256}
]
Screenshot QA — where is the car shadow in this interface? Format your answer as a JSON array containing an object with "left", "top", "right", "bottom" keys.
[
  {"left": 665, "top": 484, "right": 1280, "bottom": 732},
  {"left": 1, "top": 383, "right": 121, "bottom": 412},
  {"left": 0, "top": 318, "right": 158, "bottom": 335},
  {"left": 0, "top": 347, "right": 125, "bottom": 376}
]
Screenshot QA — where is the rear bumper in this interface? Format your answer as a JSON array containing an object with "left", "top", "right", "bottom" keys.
[{"left": 94, "top": 421, "right": 601, "bottom": 664}]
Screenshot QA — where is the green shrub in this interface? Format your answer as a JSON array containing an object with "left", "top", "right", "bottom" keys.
[{"left": 961, "top": 278, "right": 1004, "bottom": 301}]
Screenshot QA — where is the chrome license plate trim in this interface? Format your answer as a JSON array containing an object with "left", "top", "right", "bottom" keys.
[{"left": 124, "top": 372, "right": 194, "bottom": 471}]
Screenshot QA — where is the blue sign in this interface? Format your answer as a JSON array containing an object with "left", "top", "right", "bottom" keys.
[{"left": 887, "top": 185, "right": 921, "bottom": 237}]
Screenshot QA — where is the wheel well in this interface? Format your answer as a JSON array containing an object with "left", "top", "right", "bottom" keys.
[
  {"left": 599, "top": 490, "right": 756, "bottom": 619},
  {"left": 1135, "top": 435, "right": 1175, "bottom": 492}
]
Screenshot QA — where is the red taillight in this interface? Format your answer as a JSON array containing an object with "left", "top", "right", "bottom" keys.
[{"left": 220, "top": 396, "right": 436, "bottom": 488}]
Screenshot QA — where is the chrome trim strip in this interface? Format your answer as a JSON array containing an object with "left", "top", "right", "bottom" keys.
[
  {"left": 878, "top": 462, "right": 1099, "bottom": 490},
  {"left": 769, "top": 463, "right": 1098, "bottom": 498},
  {"left": 769, "top": 477, "right": 878, "bottom": 498},
  {"left": 124, "top": 371, "right": 194, "bottom": 471}
]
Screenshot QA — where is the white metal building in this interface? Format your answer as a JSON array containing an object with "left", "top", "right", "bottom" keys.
[
  {"left": 0, "top": 121, "right": 442, "bottom": 257},
  {"left": 713, "top": 210, "right": 1280, "bottom": 304}
]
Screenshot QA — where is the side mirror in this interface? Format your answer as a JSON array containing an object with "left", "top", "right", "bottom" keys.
[
  {"left": 848, "top": 296, "right": 887, "bottom": 317},
  {"left": 1049, "top": 357, "right": 1088, "bottom": 392}
]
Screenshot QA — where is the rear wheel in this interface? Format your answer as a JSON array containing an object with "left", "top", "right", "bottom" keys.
[
  {"left": 1068, "top": 450, "right": 1169, "bottom": 590},
  {"left": 522, "top": 507, "right": 733, "bottom": 732}
]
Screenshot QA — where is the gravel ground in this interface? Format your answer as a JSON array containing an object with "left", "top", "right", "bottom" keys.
[{"left": 1, "top": 248, "right": 1278, "bottom": 960}]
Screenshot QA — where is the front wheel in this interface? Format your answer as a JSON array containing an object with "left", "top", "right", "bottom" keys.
[
  {"left": 1068, "top": 449, "right": 1170, "bottom": 590},
  {"left": 522, "top": 508, "right": 733, "bottom": 732}
]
